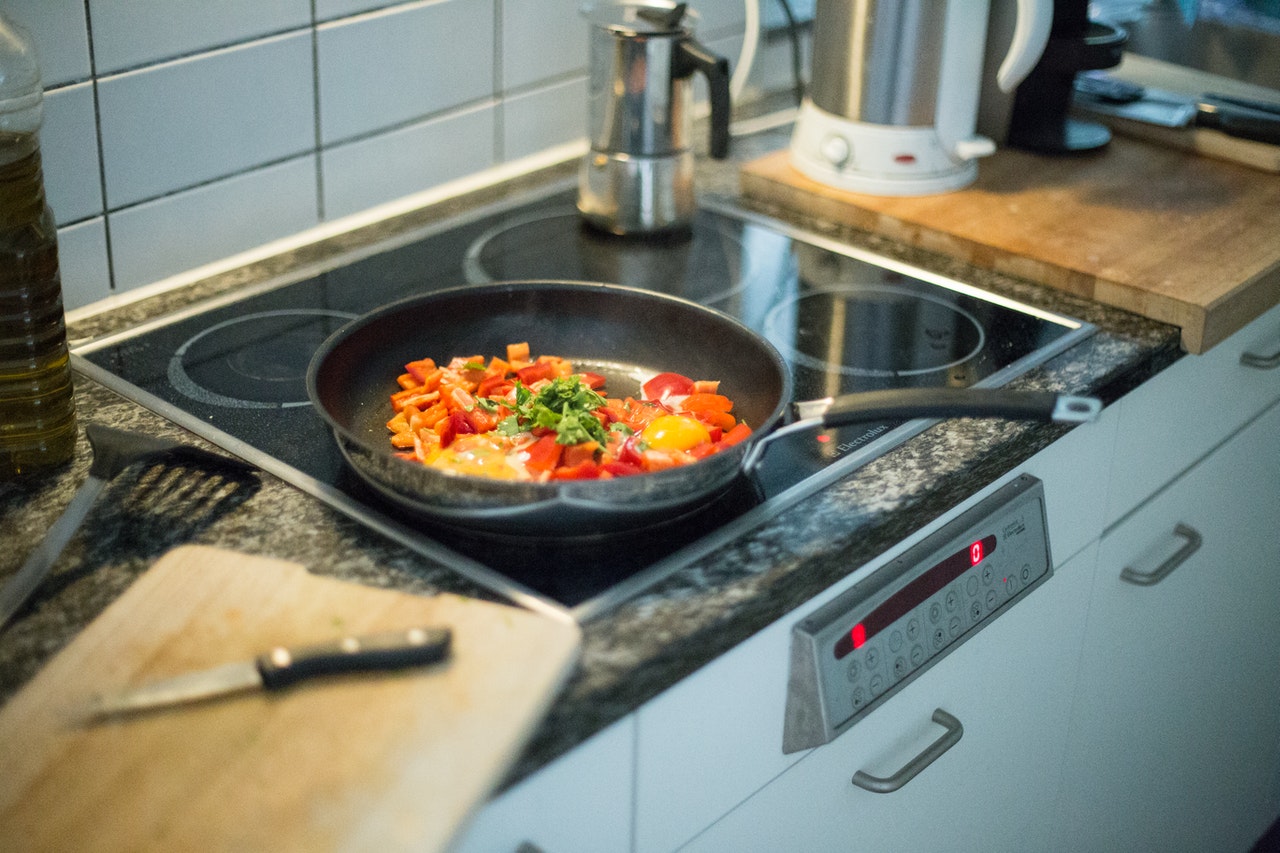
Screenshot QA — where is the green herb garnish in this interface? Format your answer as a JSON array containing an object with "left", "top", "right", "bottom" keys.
[{"left": 506, "top": 376, "right": 609, "bottom": 445}]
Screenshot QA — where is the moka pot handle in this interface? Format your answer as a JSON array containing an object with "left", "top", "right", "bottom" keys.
[{"left": 675, "top": 37, "right": 731, "bottom": 159}]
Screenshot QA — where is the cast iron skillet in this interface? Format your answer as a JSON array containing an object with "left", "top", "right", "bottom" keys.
[{"left": 306, "top": 281, "right": 1099, "bottom": 535}]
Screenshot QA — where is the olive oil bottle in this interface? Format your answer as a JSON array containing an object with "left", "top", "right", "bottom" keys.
[{"left": 0, "top": 14, "right": 75, "bottom": 478}]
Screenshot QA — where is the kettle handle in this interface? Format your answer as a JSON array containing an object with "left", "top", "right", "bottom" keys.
[
  {"left": 995, "top": 0, "right": 1053, "bottom": 93},
  {"left": 675, "top": 38, "right": 731, "bottom": 159}
]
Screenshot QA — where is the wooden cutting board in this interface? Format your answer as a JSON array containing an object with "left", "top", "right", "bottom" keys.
[
  {"left": 0, "top": 545, "right": 581, "bottom": 853},
  {"left": 741, "top": 137, "right": 1280, "bottom": 354}
]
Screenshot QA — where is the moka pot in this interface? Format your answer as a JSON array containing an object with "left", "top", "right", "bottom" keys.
[{"left": 578, "top": 1, "right": 731, "bottom": 235}]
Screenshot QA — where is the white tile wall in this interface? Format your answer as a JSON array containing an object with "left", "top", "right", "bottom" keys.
[
  {"left": 56, "top": 219, "right": 111, "bottom": 309},
  {"left": 108, "top": 156, "right": 320, "bottom": 290},
  {"left": 316, "top": 1, "right": 494, "bottom": 145},
  {"left": 0, "top": 0, "right": 799, "bottom": 311},
  {"left": 96, "top": 32, "right": 315, "bottom": 208},
  {"left": 42, "top": 82, "right": 102, "bottom": 223},
  {"left": 321, "top": 102, "right": 496, "bottom": 219},
  {"left": 501, "top": 0, "right": 589, "bottom": 90},
  {"left": 502, "top": 76, "right": 588, "bottom": 160},
  {"left": 87, "top": 0, "right": 311, "bottom": 74}
]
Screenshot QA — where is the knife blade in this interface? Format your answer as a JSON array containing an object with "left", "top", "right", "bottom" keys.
[
  {"left": 84, "top": 625, "right": 451, "bottom": 720},
  {"left": 1074, "top": 73, "right": 1280, "bottom": 146}
]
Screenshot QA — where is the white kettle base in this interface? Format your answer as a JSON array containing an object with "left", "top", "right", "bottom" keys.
[{"left": 789, "top": 100, "right": 990, "bottom": 197}]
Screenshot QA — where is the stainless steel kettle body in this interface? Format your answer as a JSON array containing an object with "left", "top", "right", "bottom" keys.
[
  {"left": 791, "top": 0, "right": 1052, "bottom": 196},
  {"left": 577, "top": 1, "right": 731, "bottom": 235},
  {"left": 808, "top": 0, "right": 949, "bottom": 127}
]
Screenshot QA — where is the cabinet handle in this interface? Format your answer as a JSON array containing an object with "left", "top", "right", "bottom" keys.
[
  {"left": 1119, "top": 523, "right": 1202, "bottom": 586},
  {"left": 1240, "top": 345, "right": 1280, "bottom": 370},
  {"left": 851, "top": 708, "right": 963, "bottom": 794}
]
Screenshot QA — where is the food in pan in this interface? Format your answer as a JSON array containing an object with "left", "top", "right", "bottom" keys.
[{"left": 385, "top": 342, "right": 752, "bottom": 481}]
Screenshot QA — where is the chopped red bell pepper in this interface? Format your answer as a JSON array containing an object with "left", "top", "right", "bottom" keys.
[
  {"left": 642, "top": 372, "right": 695, "bottom": 401},
  {"left": 580, "top": 371, "right": 607, "bottom": 390},
  {"left": 551, "top": 460, "right": 601, "bottom": 480},
  {"left": 515, "top": 361, "right": 557, "bottom": 384},
  {"left": 522, "top": 434, "right": 562, "bottom": 474},
  {"left": 719, "top": 422, "right": 752, "bottom": 447}
]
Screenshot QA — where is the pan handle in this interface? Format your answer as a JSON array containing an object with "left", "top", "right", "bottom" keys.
[
  {"left": 803, "top": 388, "right": 1101, "bottom": 427},
  {"left": 742, "top": 389, "right": 1101, "bottom": 472}
]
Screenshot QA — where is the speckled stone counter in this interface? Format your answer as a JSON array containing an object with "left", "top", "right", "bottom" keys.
[{"left": 0, "top": 120, "right": 1183, "bottom": 785}]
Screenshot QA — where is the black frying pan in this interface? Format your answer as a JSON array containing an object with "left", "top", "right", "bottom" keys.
[{"left": 307, "top": 281, "right": 1099, "bottom": 535}]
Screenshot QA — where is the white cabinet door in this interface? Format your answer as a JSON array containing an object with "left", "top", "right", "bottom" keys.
[
  {"left": 681, "top": 545, "right": 1096, "bottom": 853},
  {"left": 450, "top": 716, "right": 634, "bottom": 853},
  {"left": 1105, "top": 300, "right": 1280, "bottom": 527},
  {"left": 1056, "top": 399, "right": 1280, "bottom": 853}
]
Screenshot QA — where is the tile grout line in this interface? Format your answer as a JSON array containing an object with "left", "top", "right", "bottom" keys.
[
  {"left": 79, "top": 0, "right": 116, "bottom": 295},
  {"left": 309, "top": 0, "right": 326, "bottom": 222}
]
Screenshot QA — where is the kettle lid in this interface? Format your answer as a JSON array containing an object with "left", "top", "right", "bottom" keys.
[{"left": 581, "top": 1, "right": 696, "bottom": 36}]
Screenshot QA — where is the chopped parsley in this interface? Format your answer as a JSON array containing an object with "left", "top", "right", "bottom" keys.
[{"left": 497, "top": 376, "right": 609, "bottom": 446}]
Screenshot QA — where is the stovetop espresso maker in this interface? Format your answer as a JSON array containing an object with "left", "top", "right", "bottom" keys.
[{"left": 577, "top": 1, "right": 731, "bottom": 235}]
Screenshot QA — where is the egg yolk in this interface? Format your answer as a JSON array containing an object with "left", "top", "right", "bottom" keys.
[
  {"left": 641, "top": 414, "right": 711, "bottom": 452},
  {"left": 430, "top": 435, "right": 526, "bottom": 480}
]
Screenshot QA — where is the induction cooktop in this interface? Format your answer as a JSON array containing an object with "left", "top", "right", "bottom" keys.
[{"left": 73, "top": 181, "right": 1095, "bottom": 617}]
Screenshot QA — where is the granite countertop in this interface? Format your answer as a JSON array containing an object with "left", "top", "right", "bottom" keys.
[{"left": 0, "top": 120, "right": 1184, "bottom": 783}]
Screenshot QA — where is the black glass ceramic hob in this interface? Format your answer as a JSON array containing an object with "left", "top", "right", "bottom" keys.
[{"left": 74, "top": 184, "right": 1094, "bottom": 614}]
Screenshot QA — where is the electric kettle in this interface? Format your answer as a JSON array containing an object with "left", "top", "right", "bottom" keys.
[
  {"left": 790, "top": 0, "right": 1053, "bottom": 196},
  {"left": 577, "top": 0, "right": 731, "bottom": 235}
]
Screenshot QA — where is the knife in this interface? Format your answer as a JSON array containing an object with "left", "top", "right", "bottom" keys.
[
  {"left": 84, "top": 625, "right": 452, "bottom": 720},
  {"left": 1073, "top": 72, "right": 1280, "bottom": 146}
]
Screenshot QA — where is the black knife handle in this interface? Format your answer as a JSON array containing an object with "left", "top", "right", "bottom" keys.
[
  {"left": 1197, "top": 99, "right": 1280, "bottom": 146},
  {"left": 256, "top": 626, "right": 452, "bottom": 690}
]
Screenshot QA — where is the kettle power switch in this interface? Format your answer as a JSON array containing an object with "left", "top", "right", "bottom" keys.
[
  {"left": 953, "top": 135, "right": 997, "bottom": 160},
  {"left": 820, "top": 134, "right": 851, "bottom": 168}
]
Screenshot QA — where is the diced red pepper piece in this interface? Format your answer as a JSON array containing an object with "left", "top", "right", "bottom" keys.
[
  {"left": 580, "top": 371, "right": 607, "bottom": 390},
  {"left": 462, "top": 405, "right": 498, "bottom": 434},
  {"left": 601, "top": 460, "right": 643, "bottom": 477},
  {"left": 718, "top": 422, "right": 752, "bottom": 447},
  {"left": 681, "top": 392, "right": 734, "bottom": 413},
  {"left": 617, "top": 434, "right": 645, "bottom": 466},
  {"left": 551, "top": 460, "right": 601, "bottom": 480},
  {"left": 439, "top": 410, "right": 474, "bottom": 448},
  {"left": 522, "top": 434, "right": 563, "bottom": 474},
  {"left": 693, "top": 409, "right": 737, "bottom": 432},
  {"left": 516, "top": 361, "right": 557, "bottom": 384},
  {"left": 642, "top": 372, "right": 695, "bottom": 401},
  {"left": 404, "top": 358, "right": 437, "bottom": 383},
  {"left": 477, "top": 374, "right": 513, "bottom": 398}
]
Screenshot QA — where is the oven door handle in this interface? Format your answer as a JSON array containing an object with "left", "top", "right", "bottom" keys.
[{"left": 851, "top": 708, "right": 963, "bottom": 794}]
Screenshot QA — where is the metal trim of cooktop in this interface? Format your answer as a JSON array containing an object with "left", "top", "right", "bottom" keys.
[{"left": 72, "top": 182, "right": 1097, "bottom": 623}]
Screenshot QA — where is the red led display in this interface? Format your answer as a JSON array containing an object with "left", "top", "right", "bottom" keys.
[{"left": 834, "top": 534, "right": 998, "bottom": 659}]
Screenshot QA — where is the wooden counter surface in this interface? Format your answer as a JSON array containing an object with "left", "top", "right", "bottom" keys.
[{"left": 741, "top": 137, "right": 1280, "bottom": 353}]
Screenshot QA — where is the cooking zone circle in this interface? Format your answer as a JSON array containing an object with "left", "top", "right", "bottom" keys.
[
  {"left": 462, "top": 206, "right": 748, "bottom": 306},
  {"left": 169, "top": 309, "right": 357, "bottom": 408},
  {"left": 765, "top": 286, "right": 986, "bottom": 378}
]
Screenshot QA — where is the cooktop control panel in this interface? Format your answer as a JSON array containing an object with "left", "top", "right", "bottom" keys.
[{"left": 782, "top": 474, "right": 1050, "bottom": 752}]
